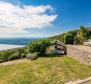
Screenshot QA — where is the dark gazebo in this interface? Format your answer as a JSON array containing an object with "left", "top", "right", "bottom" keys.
[{"left": 47, "top": 40, "right": 66, "bottom": 55}]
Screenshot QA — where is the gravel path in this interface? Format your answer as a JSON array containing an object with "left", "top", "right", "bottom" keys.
[
  {"left": 66, "top": 77, "right": 91, "bottom": 84},
  {"left": 81, "top": 80, "right": 91, "bottom": 84}
]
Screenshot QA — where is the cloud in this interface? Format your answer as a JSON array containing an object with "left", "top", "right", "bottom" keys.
[{"left": 0, "top": 1, "right": 57, "bottom": 37}]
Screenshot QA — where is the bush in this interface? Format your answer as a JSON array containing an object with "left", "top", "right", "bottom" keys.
[
  {"left": 64, "top": 33, "right": 74, "bottom": 44},
  {"left": 26, "top": 39, "right": 51, "bottom": 55},
  {"left": 8, "top": 53, "right": 21, "bottom": 60},
  {"left": 0, "top": 47, "right": 27, "bottom": 62},
  {"left": 15, "top": 48, "right": 27, "bottom": 58},
  {"left": 21, "top": 53, "right": 26, "bottom": 58},
  {"left": 0, "top": 50, "right": 14, "bottom": 61}
]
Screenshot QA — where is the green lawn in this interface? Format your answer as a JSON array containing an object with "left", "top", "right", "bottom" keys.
[{"left": 0, "top": 55, "right": 91, "bottom": 84}]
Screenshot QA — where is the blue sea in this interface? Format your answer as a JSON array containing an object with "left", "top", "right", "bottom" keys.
[{"left": 0, "top": 38, "right": 41, "bottom": 45}]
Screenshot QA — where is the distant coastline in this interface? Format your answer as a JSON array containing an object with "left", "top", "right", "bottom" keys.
[{"left": 0, "top": 38, "right": 41, "bottom": 51}]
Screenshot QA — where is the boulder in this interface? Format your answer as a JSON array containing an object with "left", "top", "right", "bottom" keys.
[{"left": 27, "top": 53, "right": 38, "bottom": 60}]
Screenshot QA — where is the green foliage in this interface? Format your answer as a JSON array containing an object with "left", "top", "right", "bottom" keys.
[
  {"left": 8, "top": 53, "right": 21, "bottom": 60},
  {"left": 16, "top": 48, "right": 26, "bottom": 58},
  {"left": 32, "top": 52, "right": 39, "bottom": 57},
  {"left": 50, "top": 26, "right": 91, "bottom": 44},
  {"left": 68, "top": 30, "right": 78, "bottom": 37},
  {"left": 79, "top": 26, "right": 88, "bottom": 42},
  {"left": 75, "top": 26, "right": 88, "bottom": 44},
  {"left": 0, "top": 47, "right": 26, "bottom": 62},
  {"left": 26, "top": 39, "right": 51, "bottom": 54},
  {"left": 64, "top": 33, "right": 74, "bottom": 44},
  {"left": 74, "top": 35, "right": 81, "bottom": 44},
  {"left": 0, "top": 50, "right": 14, "bottom": 61},
  {"left": 87, "top": 27, "right": 91, "bottom": 39}
]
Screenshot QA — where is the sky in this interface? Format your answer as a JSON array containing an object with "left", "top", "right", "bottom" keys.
[{"left": 0, "top": 0, "right": 91, "bottom": 38}]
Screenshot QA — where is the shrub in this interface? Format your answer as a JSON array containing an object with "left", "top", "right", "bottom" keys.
[
  {"left": 21, "top": 53, "right": 26, "bottom": 58},
  {"left": 8, "top": 53, "right": 21, "bottom": 60},
  {"left": 64, "top": 33, "right": 74, "bottom": 44},
  {"left": 26, "top": 39, "right": 51, "bottom": 54},
  {"left": 0, "top": 47, "right": 27, "bottom": 62},
  {"left": 15, "top": 48, "right": 27, "bottom": 58},
  {"left": 0, "top": 50, "right": 14, "bottom": 61}
]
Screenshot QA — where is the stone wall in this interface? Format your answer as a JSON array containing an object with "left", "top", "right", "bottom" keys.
[{"left": 66, "top": 45, "right": 91, "bottom": 65}]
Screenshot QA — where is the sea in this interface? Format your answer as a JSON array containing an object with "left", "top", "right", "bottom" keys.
[{"left": 0, "top": 38, "right": 41, "bottom": 45}]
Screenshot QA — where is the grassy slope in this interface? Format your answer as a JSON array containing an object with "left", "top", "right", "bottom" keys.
[{"left": 0, "top": 56, "right": 91, "bottom": 84}]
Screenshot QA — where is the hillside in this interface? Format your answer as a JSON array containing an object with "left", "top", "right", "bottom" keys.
[{"left": 50, "top": 27, "right": 91, "bottom": 42}]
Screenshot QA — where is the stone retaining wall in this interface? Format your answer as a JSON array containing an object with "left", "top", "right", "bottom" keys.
[{"left": 66, "top": 45, "right": 91, "bottom": 65}]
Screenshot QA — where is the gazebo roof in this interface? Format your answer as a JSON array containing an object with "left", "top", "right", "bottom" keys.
[{"left": 52, "top": 40, "right": 64, "bottom": 46}]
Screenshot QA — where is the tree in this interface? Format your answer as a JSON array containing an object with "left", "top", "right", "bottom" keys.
[
  {"left": 64, "top": 33, "right": 74, "bottom": 44},
  {"left": 26, "top": 39, "right": 51, "bottom": 54},
  {"left": 87, "top": 28, "right": 91, "bottom": 39},
  {"left": 76, "top": 26, "right": 88, "bottom": 44},
  {"left": 80, "top": 26, "right": 87, "bottom": 40},
  {"left": 74, "top": 35, "right": 81, "bottom": 44}
]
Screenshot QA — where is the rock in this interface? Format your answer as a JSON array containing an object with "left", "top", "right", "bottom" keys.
[{"left": 27, "top": 53, "right": 38, "bottom": 60}]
